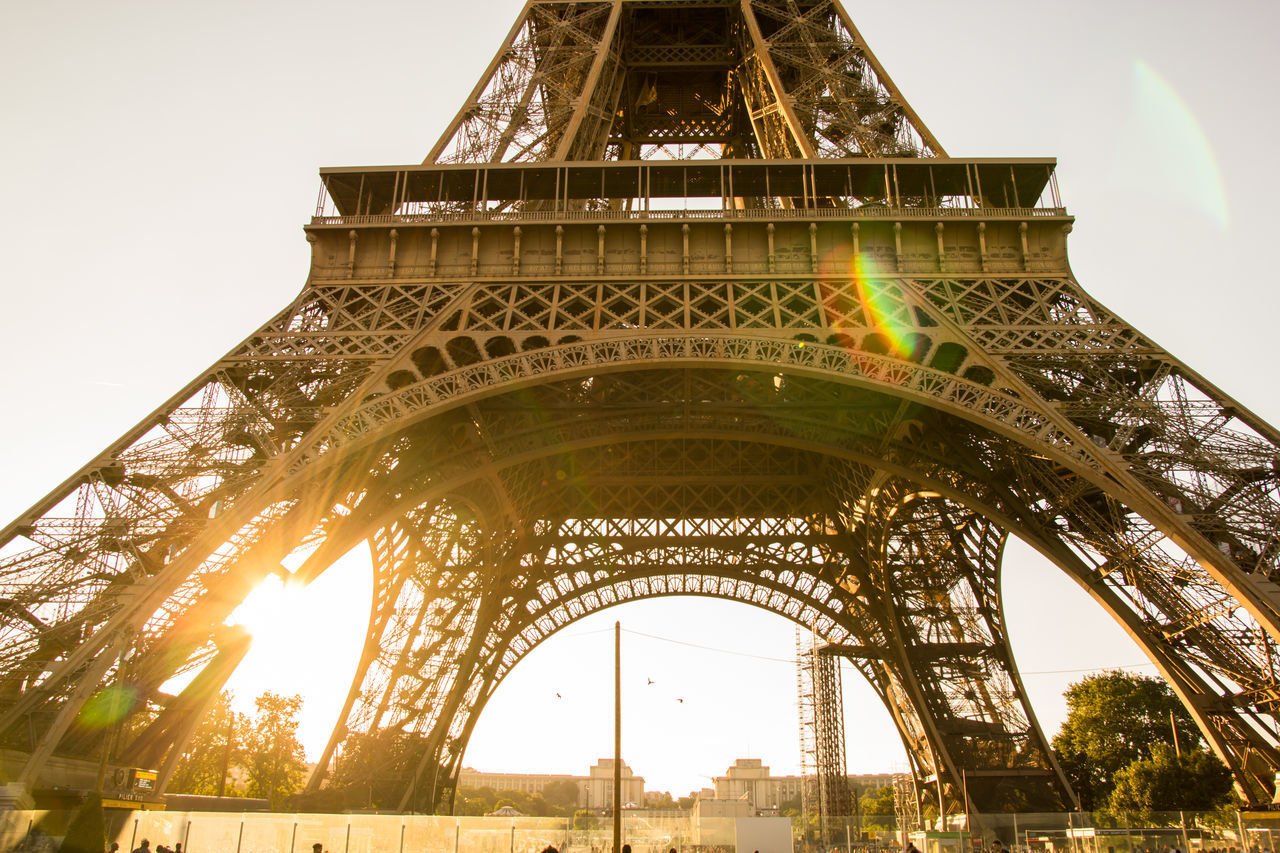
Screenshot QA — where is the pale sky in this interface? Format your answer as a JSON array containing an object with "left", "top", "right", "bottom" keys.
[{"left": 1, "top": 0, "right": 1278, "bottom": 798}]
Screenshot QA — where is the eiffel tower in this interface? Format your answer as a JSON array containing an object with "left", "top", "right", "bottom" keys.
[{"left": 2, "top": 0, "right": 1280, "bottom": 818}]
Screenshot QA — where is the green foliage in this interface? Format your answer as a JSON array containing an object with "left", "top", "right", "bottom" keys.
[
  {"left": 859, "top": 785, "right": 897, "bottom": 829},
  {"left": 453, "top": 785, "right": 570, "bottom": 817},
  {"left": 573, "top": 810, "right": 598, "bottom": 830},
  {"left": 241, "top": 692, "right": 307, "bottom": 810},
  {"left": 59, "top": 792, "right": 106, "bottom": 853},
  {"left": 322, "top": 729, "right": 440, "bottom": 811},
  {"left": 542, "top": 779, "right": 582, "bottom": 809},
  {"left": 1051, "top": 670, "right": 1198, "bottom": 809},
  {"left": 168, "top": 691, "right": 248, "bottom": 797},
  {"left": 647, "top": 791, "right": 676, "bottom": 809},
  {"left": 1107, "top": 743, "right": 1233, "bottom": 817},
  {"left": 455, "top": 785, "right": 500, "bottom": 816},
  {"left": 860, "top": 785, "right": 896, "bottom": 816}
]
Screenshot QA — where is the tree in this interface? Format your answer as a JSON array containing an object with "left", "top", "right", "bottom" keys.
[
  {"left": 860, "top": 785, "right": 896, "bottom": 828},
  {"left": 455, "top": 785, "right": 500, "bottom": 816},
  {"left": 169, "top": 691, "right": 248, "bottom": 796},
  {"left": 318, "top": 728, "right": 439, "bottom": 812},
  {"left": 647, "top": 791, "right": 676, "bottom": 809},
  {"left": 542, "top": 779, "right": 582, "bottom": 811},
  {"left": 241, "top": 692, "right": 307, "bottom": 810},
  {"left": 1051, "top": 671, "right": 1198, "bottom": 809},
  {"left": 1108, "top": 743, "right": 1233, "bottom": 817}
]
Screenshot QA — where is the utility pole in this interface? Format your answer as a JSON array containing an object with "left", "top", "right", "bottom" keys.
[
  {"left": 1173, "top": 711, "right": 1191, "bottom": 853},
  {"left": 218, "top": 707, "right": 234, "bottom": 798},
  {"left": 614, "top": 621, "right": 623, "bottom": 853}
]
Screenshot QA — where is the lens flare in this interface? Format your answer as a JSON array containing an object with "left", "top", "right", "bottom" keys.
[
  {"left": 77, "top": 683, "right": 139, "bottom": 730},
  {"left": 1117, "top": 60, "right": 1229, "bottom": 230},
  {"left": 847, "top": 253, "right": 915, "bottom": 360}
]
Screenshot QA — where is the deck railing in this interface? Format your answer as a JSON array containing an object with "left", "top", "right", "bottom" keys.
[{"left": 310, "top": 205, "right": 1068, "bottom": 227}]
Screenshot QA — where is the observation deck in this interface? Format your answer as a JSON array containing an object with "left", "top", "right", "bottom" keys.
[
  {"left": 305, "top": 158, "right": 1070, "bottom": 282},
  {"left": 312, "top": 157, "right": 1066, "bottom": 226}
]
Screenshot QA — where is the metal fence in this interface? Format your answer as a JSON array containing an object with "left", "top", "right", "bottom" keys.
[{"left": 0, "top": 810, "right": 1269, "bottom": 853}]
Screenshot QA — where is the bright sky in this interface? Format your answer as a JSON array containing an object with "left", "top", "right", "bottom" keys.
[{"left": 2, "top": 0, "right": 1278, "bottom": 799}]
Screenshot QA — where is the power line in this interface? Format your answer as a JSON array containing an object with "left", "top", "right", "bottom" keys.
[
  {"left": 560, "top": 624, "right": 1157, "bottom": 676},
  {"left": 622, "top": 628, "right": 797, "bottom": 663},
  {"left": 1019, "top": 662, "right": 1157, "bottom": 676}
]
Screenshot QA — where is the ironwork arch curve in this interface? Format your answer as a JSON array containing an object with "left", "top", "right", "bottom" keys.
[
  {"left": 5, "top": 343, "right": 1279, "bottom": 809},
  {"left": 263, "top": 353, "right": 1280, "bottom": 808},
  {"left": 305, "top": 477, "right": 1071, "bottom": 815}
]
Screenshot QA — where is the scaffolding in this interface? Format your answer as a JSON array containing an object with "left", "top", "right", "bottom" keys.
[
  {"left": 892, "top": 771, "right": 923, "bottom": 843},
  {"left": 797, "top": 629, "right": 854, "bottom": 847}
]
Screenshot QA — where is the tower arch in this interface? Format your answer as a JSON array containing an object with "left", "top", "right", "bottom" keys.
[{"left": 1, "top": 0, "right": 1279, "bottom": 817}]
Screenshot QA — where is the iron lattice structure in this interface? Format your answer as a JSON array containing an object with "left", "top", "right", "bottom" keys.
[
  {"left": 798, "top": 631, "right": 852, "bottom": 844},
  {"left": 2, "top": 0, "right": 1280, "bottom": 816}
]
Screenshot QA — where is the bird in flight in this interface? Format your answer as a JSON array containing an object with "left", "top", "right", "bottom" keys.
[
  {"left": 676, "top": 698, "right": 684, "bottom": 703},
  {"left": 647, "top": 678, "right": 655, "bottom": 685},
  {"left": 555, "top": 692, "right": 562, "bottom": 699}
]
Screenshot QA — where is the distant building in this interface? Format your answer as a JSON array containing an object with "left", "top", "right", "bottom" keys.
[
  {"left": 584, "top": 759, "right": 645, "bottom": 811},
  {"left": 709, "top": 759, "right": 896, "bottom": 812},
  {"left": 457, "top": 767, "right": 585, "bottom": 804},
  {"left": 458, "top": 759, "right": 645, "bottom": 811}
]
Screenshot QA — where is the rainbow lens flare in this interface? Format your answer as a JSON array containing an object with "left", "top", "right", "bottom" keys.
[{"left": 77, "top": 683, "right": 139, "bottom": 730}]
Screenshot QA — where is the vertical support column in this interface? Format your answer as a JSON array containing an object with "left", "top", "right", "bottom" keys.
[
  {"left": 682, "top": 223, "right": 690, "bottom": 274},
  {"left": 767, "top": 223, "right": 776, "bottom": 273},
  {"left": 555, "top": 225, "right": 564, "bottom": 275},
  {"left": 850, "top": 222, "right": 860, "bottom": 259},
  {"left": 851, "top": 488, "right": 1076, "bottom": 813},
  {"left": 388, "top": 229, "right": 399, "bottom": 278},
  {"left": 429, "top": 228, "right": 439, "bottom": 276},
  {"left": 597, "top": 225, "right": 606, "bottom": 274},
  {"left": 347, "top": 230, "right": 358, "bottom": 278},
  {"left": 893, "top": 222, "right": 903, "bottom": 270},
  {"left": 470, "top": 227, "right": 481, "bottom": 276},
  {"left": 935, "top": 222, "right": 945, "bottom": 273},
  {"left": 977, "top": 223, "right": 987, "bottom": 273},
  {"left": 512, "top": 226, "right": 521, "bottom": 275},
  {"left": 639, "top": 224, "right": 647, "bottom": 275},
  {"left": 809, "top": 223, "right": 819, "bottom": 273},
  {"left": 724, "top": 223, "right": 733, "bottom": 273},
  {"left": 1019, "top": 221, "right": 1030, "bottom": 270}
]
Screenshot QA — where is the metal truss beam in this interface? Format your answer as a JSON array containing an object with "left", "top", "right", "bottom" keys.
[{"left": 2, "top": 0, "right": 1279, "bottom": 815}]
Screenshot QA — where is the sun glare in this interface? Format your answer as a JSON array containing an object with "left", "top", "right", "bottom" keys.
[
  {"left": 227, "top": 571, "right": 299, "bottom": 637},
  {"left": 214, "top": 546, "right": 372, "bottom": 758},
  {"left": 227, "top": 574, "right": 293, "bottom": 638}
]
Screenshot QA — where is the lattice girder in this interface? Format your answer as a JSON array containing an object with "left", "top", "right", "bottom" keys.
[
  {"left": 77, "top": 373, "right": 1229, "bottom": 812},
  {"left": 852, "top": 487, "right": 1075, "bottom": 811},
  {"left": 426, "top": 0, "right": 943, "bottom": 164},
  {"left": 284, "top": 427, "right": 1071, "bottom": 812},
  {"left": 7, "top": 270, "right": 1280, "bottom": 799},
  {"left": 427, "top": 2, "right": 623, "bottom": 165},
  {"left": 4, "top": 0, "right": 1280, "bottom": 811},
  {"left": 743, "top": 0, "right": 944, "bottom": 157},
  {"left": 5, "top": 311, "right": 1280, "bottom": 802}
]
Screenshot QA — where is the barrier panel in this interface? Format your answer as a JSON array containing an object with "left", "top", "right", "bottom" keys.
[{"left": 0, "top": 809, "right": 1259, "bottom": 853}]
